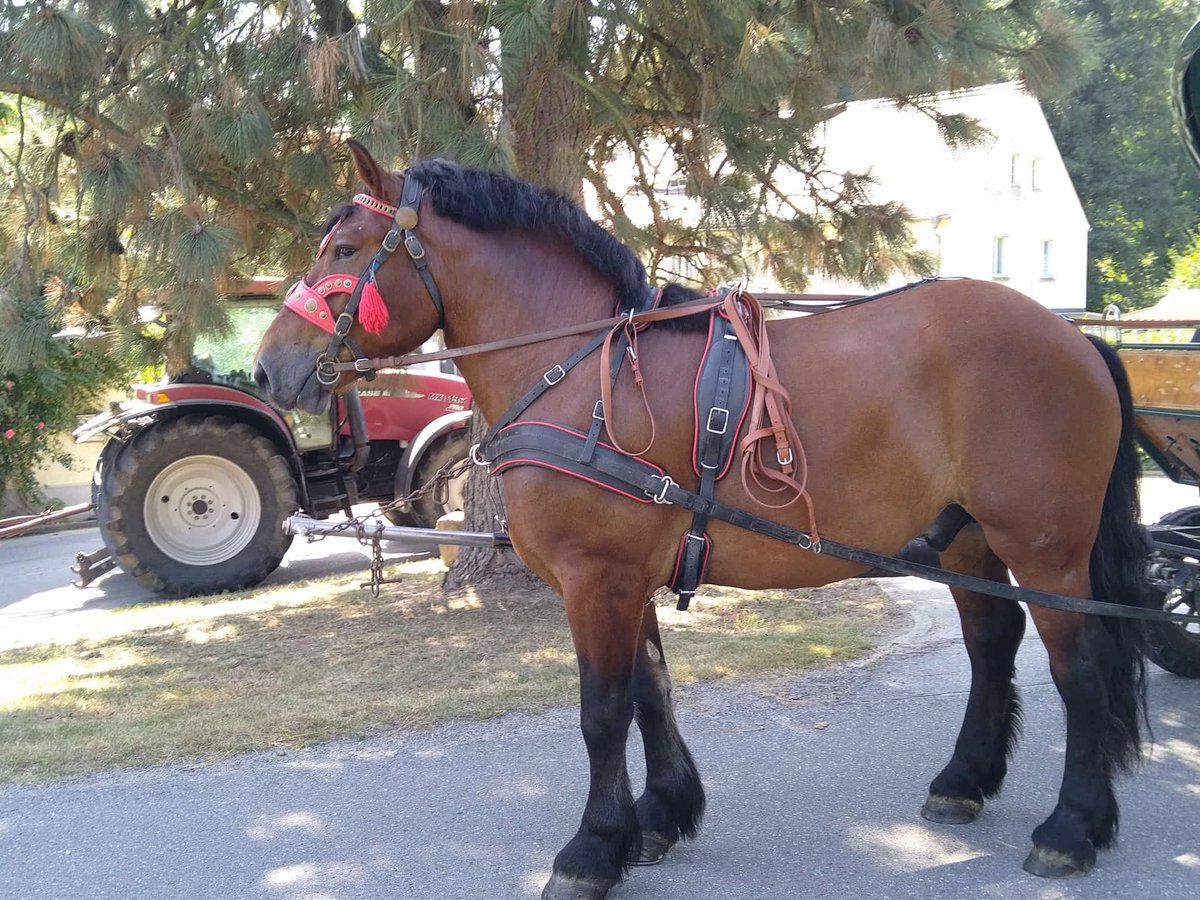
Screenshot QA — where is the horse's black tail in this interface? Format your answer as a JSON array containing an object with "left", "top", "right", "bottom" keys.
[{"left": 1085, "top": 334, "right": 1153, "bottom": 774}]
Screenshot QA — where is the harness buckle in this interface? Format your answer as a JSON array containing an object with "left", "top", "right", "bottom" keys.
[
  {"left": 777, "top": 448, "right": 794, "bottom": 467},
  {"left": 334, "top": 312, "right": 354, "bottom": 336},
  {"left": 543, "top": 365, "right": 566, "bottom": 386},
  {"left": 382, "top": 229, "right": 402, "bottom": 252},
  {"left": 470, "top": 443, "right": 489, "bottom": 466},
  {"left": 354, "top": 358, "right": 374, "bottom": 373},
  {"left": 706, "top": 406, "right": 730, "bottom": 435},
  {"left": 592, "top": 400, "right": 605, "bottom": 420},
  {"left": 404, "top": 233, "right": 426, "bottom": 261},
  {"left": 645, "top": 475, "right": 675, "bottom": 505}
]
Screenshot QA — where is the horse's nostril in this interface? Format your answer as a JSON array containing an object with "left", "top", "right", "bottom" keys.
[{"left": 253, "top": 363, "right": 270, "bottom": 392}]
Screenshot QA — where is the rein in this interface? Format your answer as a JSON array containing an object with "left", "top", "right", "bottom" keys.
[{"left": 320, "top": 294, "right": 730, "bottom": 374}]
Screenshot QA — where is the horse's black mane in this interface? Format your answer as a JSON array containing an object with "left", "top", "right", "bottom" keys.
[{"left": 408, "top": 159, "right": 707, "bottom": 331}]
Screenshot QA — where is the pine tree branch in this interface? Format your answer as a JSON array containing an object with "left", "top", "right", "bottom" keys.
[{"left": 0, "top": 77, "right": 312, "bottom": 237}]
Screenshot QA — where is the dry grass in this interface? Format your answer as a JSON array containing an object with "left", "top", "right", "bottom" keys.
[{"left": 0, "top": 559, "right": 898, "bottom": 784}]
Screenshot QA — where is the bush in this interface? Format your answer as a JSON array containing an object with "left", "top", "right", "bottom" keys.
[{"left": 0, "top": 312, "right": 133, "bottom": 513}]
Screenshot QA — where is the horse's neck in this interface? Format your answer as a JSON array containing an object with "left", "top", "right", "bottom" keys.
[{"left": 445, "top": 235, "right": 616, "bottom": 425}]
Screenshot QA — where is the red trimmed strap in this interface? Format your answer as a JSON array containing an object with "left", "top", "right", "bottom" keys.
[{"left": 283, "top": 275, "right": 360, "bottom": 334}]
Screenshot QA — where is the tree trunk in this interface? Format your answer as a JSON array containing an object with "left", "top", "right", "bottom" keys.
[
  {"left": 446, "top": 1, "right": 590, "bottom": 589},
  {"left": 443, "top": 407, "right": 543, "bottom": 591}
]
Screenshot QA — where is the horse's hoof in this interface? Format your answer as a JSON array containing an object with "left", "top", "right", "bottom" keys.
[
  {"left": 541, "top": 873, "right": 615, "bottom": 900},
  {"left": 920, "top": 793, "right": 982, "bottom": 825},
  {"left": 630, "top": 830, "right": 675, "bottom": 866},
  {"left": 1022, "top": 845, "right": 1095, "bottom": 878}
]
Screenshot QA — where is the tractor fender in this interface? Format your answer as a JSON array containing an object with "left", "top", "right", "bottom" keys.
[
  {"left": 395, "top": 409, "right": 473, "bottom": 503},
  {"left": 75, "top": 385, "right": 310, "bottom": 506},
  {"left": 76, "top": 384, "right": 296, "bottom": 448}
]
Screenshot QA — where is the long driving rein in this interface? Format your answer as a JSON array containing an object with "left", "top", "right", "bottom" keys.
[{"left": 282, "top": 180, "right": 1200, "bottom": 629}]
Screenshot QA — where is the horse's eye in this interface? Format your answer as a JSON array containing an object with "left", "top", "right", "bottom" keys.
[{"left": 334, "top": 245, "right": 357, "bottom": 260}]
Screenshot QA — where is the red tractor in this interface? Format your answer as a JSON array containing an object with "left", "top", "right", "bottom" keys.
[{"left": 74, "top": 279, "right": 471, "bottom": 597}]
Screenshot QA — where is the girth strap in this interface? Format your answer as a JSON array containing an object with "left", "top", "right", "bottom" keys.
[{"left": 483, "top": 427, "right": 1199, "bottom": 625}]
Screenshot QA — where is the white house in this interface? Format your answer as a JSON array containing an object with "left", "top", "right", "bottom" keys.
[{"left": 798, "top": 81, "right": 1088, "bottom": 311}]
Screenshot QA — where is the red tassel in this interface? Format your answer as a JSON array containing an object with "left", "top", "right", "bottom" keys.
[{"left": 359, "top": 276, "right": 389, "bottom": 334}]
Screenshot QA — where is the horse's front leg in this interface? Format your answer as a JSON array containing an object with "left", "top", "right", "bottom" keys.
[
  {"left": 631, "top": 598, "right": 705, "bottom": 864},
  {"left": 542, "top": 569, "right": 647, "bottom": 900}
]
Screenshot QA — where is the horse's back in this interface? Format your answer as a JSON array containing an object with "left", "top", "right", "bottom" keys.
[{"left": 759, "top": 279, "right": 1119, "bottom": 560}]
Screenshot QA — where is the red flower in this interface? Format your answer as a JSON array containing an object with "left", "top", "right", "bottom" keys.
[
  {"left": 3, "top": 429, "right": 14, "bottom": 440},
  {"left": 36, "top": 422, "right": 46, "bottom": 430}
]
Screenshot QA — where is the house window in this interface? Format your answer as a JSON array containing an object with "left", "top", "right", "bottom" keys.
[
  {"left": 1010, "top": 153, "right": 1021, "bottom": 188},
  {"left": 1040, "top": 240, "right": 1054, "bottom": 279},
  {"left": 993, "top": 236, "right": 1009, "bottom": 278},
  {"left": 1030, "top": 157, "right": 1041, "bottom": 191},
  {"left": 661, "top": 175, "right": 688, "bottom": 196}
]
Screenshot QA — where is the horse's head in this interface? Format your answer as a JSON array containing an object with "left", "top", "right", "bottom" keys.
[{"left": 253, "top": 141, "right": 445, "bottom": 413}]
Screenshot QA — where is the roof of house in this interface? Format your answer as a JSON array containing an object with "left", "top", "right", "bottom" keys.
[{"left": 1124, "top": 288, "right": 1200, "bottom": 320}]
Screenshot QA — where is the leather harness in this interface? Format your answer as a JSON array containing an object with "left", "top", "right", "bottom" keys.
[{"left": 282, "top": 178, "right": 1200, "bottom": 627}]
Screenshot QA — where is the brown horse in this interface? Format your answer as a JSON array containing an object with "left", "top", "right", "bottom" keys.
[{"left": 254, "top": 142, "right": 1152, "bottom": 899}]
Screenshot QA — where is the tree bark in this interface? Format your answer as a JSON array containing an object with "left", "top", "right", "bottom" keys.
[
  {"left": 446, "top": 1, "right": 591, "bottom": 589},
  {"left": 443, "top": 407, "right": 543, "bottom": 591}
]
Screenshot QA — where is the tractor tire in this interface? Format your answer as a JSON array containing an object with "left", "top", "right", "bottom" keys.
[
  {"left": 1143, "top": 505, "right": 1200, "bottom": 678},
  {"left": 410, "top": 431, "right": 470, "bottom": 528},
  {"left": 96, "top": 415, "right": 297, "bottom": 597}
]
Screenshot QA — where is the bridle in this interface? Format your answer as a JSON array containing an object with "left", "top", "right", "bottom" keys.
[{"left": 283, "top": 171, "right": 445, "bottom": 384}]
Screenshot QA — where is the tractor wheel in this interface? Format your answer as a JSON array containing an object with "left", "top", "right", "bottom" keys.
[
  {"left": 96, "top": 415, "right": 297, "bottom": 597},
  {"left": 409, "top": 431, "right": 470, "bottom": 528},
  {"left": 1143, "top": 505, "right": 1200, "bottom": 678}
]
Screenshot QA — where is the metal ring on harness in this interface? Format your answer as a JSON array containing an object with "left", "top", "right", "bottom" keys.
[
  {"left": 316, "top": 353, "right": 339, "bottom": 385},
  {"left": 646, "top": 475, "right": 675, "bottom": 505}
]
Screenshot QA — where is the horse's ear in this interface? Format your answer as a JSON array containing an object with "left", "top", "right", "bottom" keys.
[{"left": 347, "top": 139, "right": 386, "bottom": 198}]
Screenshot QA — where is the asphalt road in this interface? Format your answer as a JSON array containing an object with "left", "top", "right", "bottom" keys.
[
  {"left": 0, "top": 508, "right": 425, "bottom": 650},
  {"left": 0, "top": 478, "right": 1198, "bottom": 899}
]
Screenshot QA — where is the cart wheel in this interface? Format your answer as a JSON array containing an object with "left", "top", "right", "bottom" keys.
[{"left": 1143, "top": 505, "right": 1200, "bottom": 678}]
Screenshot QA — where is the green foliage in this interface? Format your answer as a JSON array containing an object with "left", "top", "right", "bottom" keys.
[
  {"left": 0, "top": 0, "right": 1092, "bottom": 372},
  {"left": 0, "top": 295, "right": 134, "bottom": 509},
  {"left": 1166, "top": 231, "right": 1200, "bottom": 287},
  {"left": 1046, "top": 0, "right": 1200, "bottom": 311}
]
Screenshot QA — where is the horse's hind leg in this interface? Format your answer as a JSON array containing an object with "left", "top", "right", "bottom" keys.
[
  {"left": 923, "top": 533, "right": 1027, "bottom": 825},
  {"left": 542, "top": 568, "right": 646, "bottom": 900},
  {"left": 1022, "top": 603, "right": 1144, "bottom": 877},
  {"left": 631, "top": 599, "right": 705, "bottom": 864}
]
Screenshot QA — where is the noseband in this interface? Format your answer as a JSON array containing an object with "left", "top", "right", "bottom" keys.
[{"left": 283, "top": 171, "right": 445, "bottom": 384}]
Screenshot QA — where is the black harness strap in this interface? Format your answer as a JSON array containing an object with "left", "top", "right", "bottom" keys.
[
  {"left": 317, "top": 172, "right": 443, "bottom": 384},
  {"left": 483, "top": 427, "right": 1200, "bottom": 626},
  {"left": 478, "top": 287, "right": 662, "bottom": 453},
  {"left": 669, "top": 310, "right": 752, "bottom": 609},
  {"left": 397, "top": 173, "right": 445, "bottom": 326},
  {"left": 490, "top": 422, "right": 670, "bottom": 503}
]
